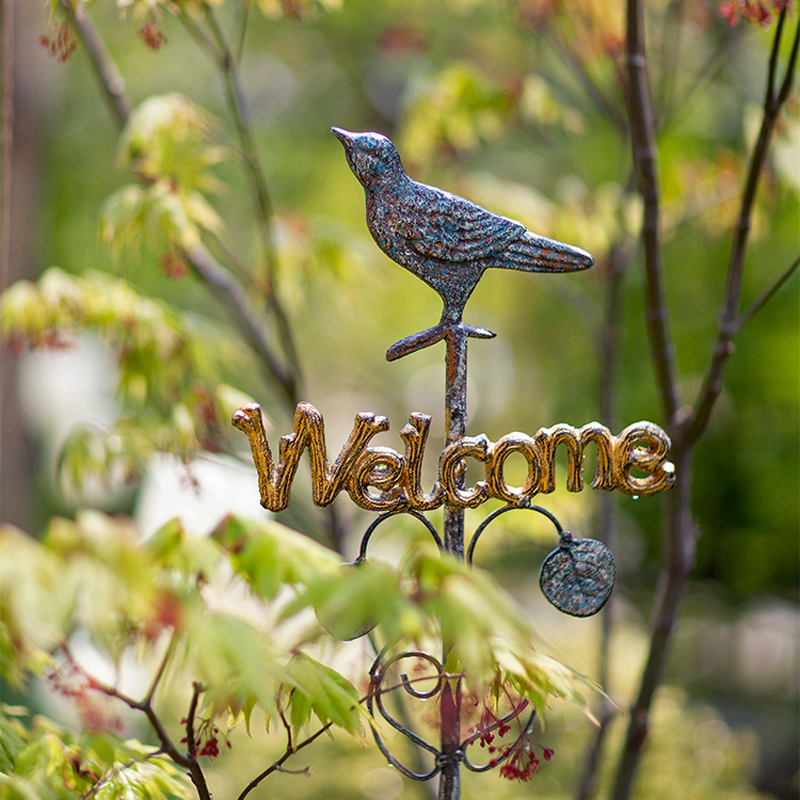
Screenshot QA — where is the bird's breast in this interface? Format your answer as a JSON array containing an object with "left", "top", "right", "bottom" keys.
[{"left": 366, "top": 190, "right": 407, "bottom": 263}]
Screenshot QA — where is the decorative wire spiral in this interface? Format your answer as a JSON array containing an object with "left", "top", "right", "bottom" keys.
[{"left": 366, "top": 648, "right": 537, "bottom": 781}]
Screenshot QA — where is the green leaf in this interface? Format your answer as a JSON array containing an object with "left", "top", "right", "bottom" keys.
[
  {"left": 217, "top": 515, "right": 340, "bottom": 600},
  {"left": 119, "top": 94, "right": 227, "bottom": 193},
  {"left": 285, "top": 653, "right": 364, "bottom": 737},
  {"left": 184, "top": 608, "right": 291, "bottom": 717},
  {"left": 286, "top": 558, "right": 426, "bottom": 644}
]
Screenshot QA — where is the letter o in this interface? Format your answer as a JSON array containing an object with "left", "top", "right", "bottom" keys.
[{"left": 486, "top": 433, "right": 542, "bottom": 504}]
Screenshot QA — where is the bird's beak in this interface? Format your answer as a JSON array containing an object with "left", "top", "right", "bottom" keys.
[{"left": 331, "top": 127, "right": 356, "bottom": 144}]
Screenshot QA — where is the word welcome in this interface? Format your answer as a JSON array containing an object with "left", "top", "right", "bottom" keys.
[{"left": 233, "top": 402, "right": 674, "bottom": 513}]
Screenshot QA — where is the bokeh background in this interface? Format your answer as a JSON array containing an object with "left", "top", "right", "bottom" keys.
[{"left": 2, "top": 0, "right": 798, "bottom": 798}]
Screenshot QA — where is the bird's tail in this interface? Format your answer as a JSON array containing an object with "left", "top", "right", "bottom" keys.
[{"left": 495, "top": 231, "right": 594, "bottom": 273}]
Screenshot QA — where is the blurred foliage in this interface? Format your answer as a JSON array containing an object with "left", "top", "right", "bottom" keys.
[
  {"left": 0, "top": 705, "right": 194, "bottom": 800},
  {"left": 1, "top": 0, "right": 798, "bottom": 797},
  {"left": 0, "top": 511, "right": 603, "bottom": 796}
]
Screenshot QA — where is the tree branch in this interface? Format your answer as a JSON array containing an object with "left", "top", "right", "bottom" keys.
[
  {"left": 610, "top": 449, "right": 695, "bottom": 800},
  {"left": 624, "top": 0, "right": 681, "bottom": 424},
  {"left": 236, "top": 716, "right": 331, "bottom": 800},
  {"left": 67, "top": 5, "right": 299, "bottom": 410},
  {"left": 61, "top": 650, "right": 186, "bottom": 768},
  {"left": 235, "top": 0, "right": 251, "bottom": 65},
  {"left": 551, "top": 36, "right": 627, "bottom": 130},
  {"left": 145, "top": 633, "right": 176, "bottom": 705},
  {"left": 81, "top": 750, "right": 165, "bottom": 799},
  {"left": 183, "top": 241, "right": 298, "bottom": 407},
  {"left": 237, "top": 671, "right": 461, "bottom": 800},
  {"left": 204, "top": 8, "right": 275, "bottom": 262},
  {"left": 185, "top": 681, "right": 204, "bottom": 758},
  {"left": 685, "top": 9, "right": 798, "bottom": 445},
  {"left": 68, "top": 2, "right": 131, "bottom": 130},
  {"left": 576, "top": 238, "right": 632, "bottom": 800},
  {"left": 184, "top": 6, "right": 303, "bottom": 397},
  {"left": 609, "top": 13, "right": 797, "bottom": 800}
]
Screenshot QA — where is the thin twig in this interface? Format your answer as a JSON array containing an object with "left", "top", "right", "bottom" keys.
[
  {"left": 235, "top": 0, "right": 251, "bottom": 65},
  {"left": 766, "top": 6, "right": 787, "bottom": 104},
  {"left": 737, "top": 254, "right": 800, "bottom": 329},
  {"left": 203, "top": 8, "right": 275, "bottom": 267},
  {"left": 186, "top": 7, "right": 303, "bottom": 398},
  {"left": 175, "top": 10, "right": 221, "bottom": 63},
  {"left": 665, "top": 38, "right": 730, "bottom": 130},
  {"left": 146, "top": 633, "right": 176, "bottom": 705},
  {"left": 548, "top": 35, "right": 627, "bottom": 131},
  {"left": 237, "top": 716, "right": 331, "bottom": 800},
  {"left": 278, "top": 703, "right": 294, "bottom": 752},
  {"left": 777, "top": 10, "right": 800, "bottom": 106},
  {"left": 238, "top": 670, "right": 465, "bottom": 800},
  {"left": 183, "top": 241, "right": 297, "bottom": 406},
  {"left": 653, "top": 0, "right": 685, "bottom": 125},
  {"left": 185, "top": 681, "right": 205, "bottom": 758},
  {"left": 80, "top": 749, "right": 165, "bottom": 799}
]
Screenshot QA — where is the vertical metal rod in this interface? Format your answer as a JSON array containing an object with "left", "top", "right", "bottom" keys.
[{"left": 438, "top": 323, "right": 469, "bottom": 800}]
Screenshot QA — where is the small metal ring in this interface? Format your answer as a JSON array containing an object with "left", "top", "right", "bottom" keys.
[
  {"left": 358, "top": 508, "right": 443, "bottom": 563},
  {"left": 467, "top": 503, "right": 563, "bottom": 565}
]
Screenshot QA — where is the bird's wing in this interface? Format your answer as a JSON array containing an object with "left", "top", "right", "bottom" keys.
[{"left": 397, "top": 185, "right": 525, "bottom": 262}]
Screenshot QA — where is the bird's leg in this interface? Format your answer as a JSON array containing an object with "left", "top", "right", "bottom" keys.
[{"left": 386, "top": 313, "right": 495, "bottom": 362}]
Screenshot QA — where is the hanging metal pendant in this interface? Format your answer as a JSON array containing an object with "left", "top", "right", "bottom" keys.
[{"left": 539, "top": 531, "right": 615, "bottom": 617}]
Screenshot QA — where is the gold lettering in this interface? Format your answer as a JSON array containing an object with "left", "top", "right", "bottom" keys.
[
  {"left": 232, "top": 402, "right": 389, "bottom": 511},
  {"left": 439, "top": 435, "right": 491, "bottom": 508},
  {"left": 348, "top": 447, "right": 406, "bottom": 511},
  {"left": 232, "top": 404, "right": 675, "bottom": 511},
  {"left": 399, "top": 414, "right": 444, "bottom": 511},
  {"left": 535, "top": 423, "right": 616, "bottom": 493},
  {"left": 613, "top": 422, "right": 674, "bottom": 496},
  {"left": 486, "top": 433, "right": 542, "bottom": 503}
]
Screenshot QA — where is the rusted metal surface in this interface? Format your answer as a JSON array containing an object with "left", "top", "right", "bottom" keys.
[
  {"left": 539, "top": 531, "right": 616, "bottom": 617},
  {"left": 331, "top": 127, "right": 593, "bottom": 361}
]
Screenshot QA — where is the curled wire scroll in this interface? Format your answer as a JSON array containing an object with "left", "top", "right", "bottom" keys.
[{"left": 367, "top": 649, "right": 537, "bottom": 781}]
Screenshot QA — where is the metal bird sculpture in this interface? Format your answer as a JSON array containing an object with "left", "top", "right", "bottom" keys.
[{"left": 332, "top": 127, "right": 594, "bottom": 360}]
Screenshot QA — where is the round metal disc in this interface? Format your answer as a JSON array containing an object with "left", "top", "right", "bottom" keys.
[{"left": 539, "top": 532, "right": 615, "bottom": 617}]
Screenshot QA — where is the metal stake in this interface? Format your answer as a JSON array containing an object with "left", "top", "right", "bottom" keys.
[{"left": 439, "top": 322, "right": 469, "bottom": 800}]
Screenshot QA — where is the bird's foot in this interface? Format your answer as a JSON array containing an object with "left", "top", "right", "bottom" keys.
[{"left": 386, "top": 321, "right": 495, "bottom": 361}]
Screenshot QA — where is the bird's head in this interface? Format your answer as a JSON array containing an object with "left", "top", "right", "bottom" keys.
[{"left": 331, "top": 128, "right": 404, "bottom": 188}]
